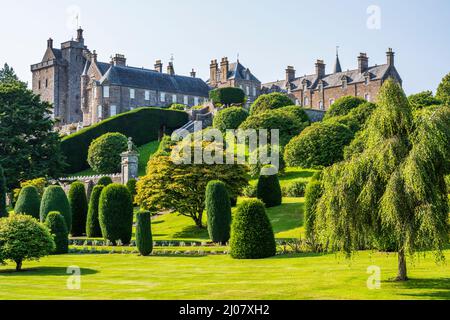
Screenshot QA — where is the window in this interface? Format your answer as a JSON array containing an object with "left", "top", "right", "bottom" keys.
[
  {"left": 145, "top": 90, "right": 150, "bottom": 101},
  {"left": 160, "top": 92, "right": 166, "bottom": 102},
  {"left": 172, "top": 94, "right": 177, "bottom": 103},
  {"left": 365, "top": 94, "right": 371, "bottom": 102},
  {"left": 38, "top": 80, "right": 41, "bottom": 90},
  {"left": 45, "top": 79, "right": 48, "bottom": 88},
  {"left": 304, "top": 97, "right": 309, "bottom": 106},
  {"left": 110, "top": 105, "right": 117, "bottom": 117},
  {"left": 184, "top": 95, "right": 188, "bottom": 105},
  {"left": 246, "top": 86, "right": 250, "bottom": 95},
  {"left": 194, "top": 97, "right": 199, "bottom": 105},
  {"left": 103, "top": 86, "right": 110, "bottom": 98},
  {"left": 97, "top": 105, "right": 103, "bottom": 119},
  {"left": 130, "top": 88, "right": 135, "bottom": 99},
  {"left": 93, "top": 86, "right": 97, "bottom": 97},
  {"left": 252, "top": 87, "right": 257, "bottom": 97},
  {"left": 342, "top": 81, "right": 347, "bottom": 89},
  {"left": 319, "top": 101, "right": 324, "bottom": 110}
]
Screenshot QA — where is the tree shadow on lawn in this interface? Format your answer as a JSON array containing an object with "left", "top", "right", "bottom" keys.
[
  {"left": 394, "top": 278, "right": 450, "bottom": 300},
  {"left": 172, "top": 225, "right": 209, "bottom": 240},
  {"left": 0, "top": 266, "right": 98, "bottom": 276}
]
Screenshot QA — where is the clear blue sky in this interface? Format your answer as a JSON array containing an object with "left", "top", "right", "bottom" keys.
[{"left": 1, "top": 0, "right": 449, "bottom": 95}]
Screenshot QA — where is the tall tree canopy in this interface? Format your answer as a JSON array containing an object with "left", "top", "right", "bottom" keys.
[
  {"left": 0, "top": 82, "right": 66, "bottom": 189},
  {"left": 313, "top": 79, "right": 450, "bottom": 281},
  {"left": 436, "top": 72, "right": 450, "bottom": 105},
  {"left": 0, "top": 64, "right": 21, "bottom": 85}
]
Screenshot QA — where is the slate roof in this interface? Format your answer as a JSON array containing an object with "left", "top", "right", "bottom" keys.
[
  {"left": 98, "top": 64, "right": 210, "bottom": 97},
  {"left": 51, "top": 48, "right": 63, "bottom": 60},
  {"left": 227, "top": 62, "right": 261, "bottom": 83}
]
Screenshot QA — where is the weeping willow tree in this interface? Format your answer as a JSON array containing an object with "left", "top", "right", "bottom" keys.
[{"left": 314, "top": 79, "right": 450, "bottom": 281}]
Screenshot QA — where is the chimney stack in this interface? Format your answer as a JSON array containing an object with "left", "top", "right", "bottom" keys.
[
  {"left": 387, "top": 48, "right": 395, "bottom": 67},
  {"left": 358, "top": 53, "right": 369, "bottom": 73},
  {"left": 210, "top": 59, "right": 218, "bottom": 86},
  {"left": 92, "top": 50, "right": 97, "bottom": 63},
  {"left": 47, "top": 38, "right": 53, "bottom": 49},
  {"left": 111, "top": 54, "right": 126, "bottom": 66},
  {"left": 220, "top": 57, "right": 229, "bottom": 83},
  {"left": 167, "top": 62, "right": 175, "bottom": 75},
  {"left": 190, "top": 69, "right": 196, "bottom": 78},
  {"left": 76, "top": 28, "right": 84, "bottom": 43},
  {"left": 154, "top": 60, "right": 163, "bottom": 73},
  {"left": 315, "top": 60, "right": 326, "bottom": 79},
  {"left": 286, "top": 66, "right": 296, "bottom": 82}
]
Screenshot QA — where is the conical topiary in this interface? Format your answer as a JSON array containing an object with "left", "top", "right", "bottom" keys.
[
  {"left": 136, "top": 210, "right": 153, "bottom": 256},
  {"left": 97, "top": 176, "right": 113, "bottom": 187},
  {"left": 86, "top": 185, "right": 104, "bottom": 238},
  {"left": 205, "top": 180, "right": 231, "bottom": 244},
  {"left": 69, "top": 182, "right": 88, "bottom": 237},
  {"left": 40, "top": 185, "right": 71, "bottom": 231},
  {"left": 256, "top": 173, "right": 282, "bottom": 208},
  {"left": 45, "top": 211, "right": 69, "bottom": 254},
  {"left": 14, "top": 185, "right": 41, "bottom": 219}
]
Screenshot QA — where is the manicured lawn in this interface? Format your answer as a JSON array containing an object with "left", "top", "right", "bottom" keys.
[
  {"left": 1, "top": 251, "right": 449, "bottom": 300},
  {"left": 250, "top": 167, "right": 317, "bottom": 188}
]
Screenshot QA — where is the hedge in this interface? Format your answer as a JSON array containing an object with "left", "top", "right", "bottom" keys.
[
  {"left": 0, "top": 165, "right": 6, "bottom": 218},
  {"left": 250, "top": 92, "right": 293, "bottom": 115},
  {"left": 45, "top": 211, "right": 69, "bottom": 254},
  {"left": 86, "top": 185, "right": 104, "bottom": 238},
  {"left": 136, "top": 210, "right": 153, "bottom": 256},
  {"left": 69, "top": 182, "right": 88, "bottom": 237},
  {"left": 206, "top": 180, "right": 232, "bottom": 244},
  {"left": 256, "top": 173, "right": 282, "bottom": 208},
  {"left": 14, "top": 186, "right": 41, "bottom": 219},
  {"left": 97, "top": 176, "right": 113, "bottom": 186},
  {"left": 99, "top": 184, "right": 134, "bottom": 245},
  {"left": 61, "top": 107, "right": 189, "bottom": 173},
  {"left": 213, "top": 107, "right": 249, "bottom": 132},
  {"left": 39, "top": 186, "right": 71, "bottom": 231},
  {"left": 230, "top": 199, "right": 276, "bottom": 259},
  {"left": 209, "top": 87, "right": 246, "bottom": 105}
]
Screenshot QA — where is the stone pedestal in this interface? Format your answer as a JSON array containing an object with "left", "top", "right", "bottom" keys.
[{"left": 121, "top": 150, "right": 139, "bottom": 184}]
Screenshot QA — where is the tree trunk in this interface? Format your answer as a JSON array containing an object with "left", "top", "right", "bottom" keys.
[
  {"left": 15, "top": 260, "right": 22, "bottom": 272},
  {"left": 193, "top": 212, "right": 204, "bottom": 228},
  {"left": 396, "top": 249, "right": 408, "bottom": 281}
]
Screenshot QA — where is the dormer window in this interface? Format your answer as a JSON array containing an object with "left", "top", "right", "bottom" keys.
[{"left": 103, "top": 86, "right": 110, "bottom": 98}]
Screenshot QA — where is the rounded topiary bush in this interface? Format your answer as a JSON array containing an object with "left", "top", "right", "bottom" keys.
[
  {"left": 40, "top": 185, "right": 71, "bottom": 231},
  {"left": 45, "top": 211, "right": 69, "bottom": 254},
  {"left": 87, "top": 133, "right": 128, "bottom": 174},
  {"left": 213, "top": 107, "right": 249, "bottom": 132},
  {"left": 14, "top": 185, "right": 41, "bottom": 219},
  {"left": 250, "top": 92, "right": 293, "bottom": 115},
  {"left": 256, "top": 173, "right": 282, "bottom": 208},
  {"left": 136, "top": 210, "right": 153, "bottom": 256},
  {"left": 230, "top": 199, "right": 276, "bottom": 259},
  {"left": 69, "top": 182, "right": 88, "bottom": 237},
  {"left": 209, "top": 87, "right": 246, "bottom": 106},
  {"left": 99, "top": 184, "right": 133, "bottom": 245},
  {"left": 0, "top": 165, "right": 6, "bottom": 218},
  {"left": 86, "top": 185, "right": 104, "bottom": 238},
  {"left": 205, "top": 180, "right": 232, "bottom": 244},
  {"left": 97, "top": 176, "right": 113, "bottom": 186},
  {"left": 279, "top": 105, "right": 310, "bottom": 123},
  {"left": 304, "top": 181, "right": 323, "bottom": 245},
  {"left": 126, "top": 178, "right": 137, "bottom": 204},
  {"left": 323, "top": 96, "right": 366, "bottom": 120},
  {"left": 284, "top": 122, "right": 354, "bottom": 168},
  {"left": 282, "top": 181, "right": 307, "bottom": 198}
]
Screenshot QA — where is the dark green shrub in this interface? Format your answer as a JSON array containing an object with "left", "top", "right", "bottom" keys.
[
  {"left": 61, "top": 107, "right": 189, "bottom": 173},
  {"left": 87, "top": 133, "right": 128, "bottom": 174},
  {"left": 0, "top": 214, "right": 55, "bottom": 271},
  {"left": 135, "top": 210, "right": 153, "bottom": 256},
  {"left": 126, "top": 179, "right": 137, "bottom": 203},
  {"left": 86, "top": 185, "right": 104, "bottom": 238},
  {"left": 323, "top": 96, "right": 366, "bottom": 119},
  {"left": 248, "top": 145, "right": 286, "bottom": 178},
  {"left": 205, "top": 181, "right": 232, "bottom": 244},
  {"left": 213, "top": 107, "right": 249, "bottom": 132},
  {"left": 408, "top": 91, "right": 441, "bottom": 110},
  {"left": 40, "top": 186, "right": 71, "bottom": 231},
  {"left": 304, "top": 181, "right": 323, "bottom": 245},
  {"left": 331, "top": 102, "right": 377, "bottom": 134},
  {"left": 209, "top": 87, "right": 246, "bottom": 105},
  {"left": 230, "top": 199, "right": 276, "bottom": 259},
  {"left": 284, "top": 122, "right": 354, "bottom": 168},
  {"left": 278, "top": 105, "right": 310, "bottom": 123},
  {"left": 69, "top": 182, "right": 88, "bottom": 236},
  {"left": 0, "top": 165, "right": 6, "bottom": 218},
  {"left": 99, "top": 184, "right": 133, "bottom": 245},
  {"left": 86, "top": 180, "right": 95, "bottom": 203},
  {"left": 256, "top": 173, "right": 282, "bottom": 208},
  {"left": 14, "top": 186, "right": 40, "bottom": 219},
  {"left": 250, "top": 93, "right": 293, "bottom": 115},
  {"left": 97, "top": 176, "right": 113, "bottom": 186},
  {"left": 45, "top": 211, "right": 69, "bottom": 254},
  {"left": 282, "top": 181, "right": 307, "bottom": 198}
]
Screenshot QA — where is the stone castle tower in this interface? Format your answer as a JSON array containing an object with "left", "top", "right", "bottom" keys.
[{"left": 31, "top": 28, "right": 90, "bottom": 124}]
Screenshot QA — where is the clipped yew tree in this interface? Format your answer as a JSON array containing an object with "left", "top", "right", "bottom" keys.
[
  {"left": 87, "top": 133, "right": 128, "bottom": 174},
  {"left": 0, "top": 165, "right": 6, "bottom": 218},
  {"left": 0, "top": 214, "right": 55, "bottom": 271},
  {"left": 213, "top": 107, "right": 249, "bottom": 132},
  {"left": 40, "top": 185, "right": 71, "bottom": 231},
  {"left": 230, "top": 199, "right": 276, "bottom": 259},
  {"left": 14, "top": 185, "right": 41, "bottom": 219},
  {"left": 126, "top": 178, "right": 137, "bottom": 204},
  {"left": 69, "top": 182, "right": 88, "bottom": 236},
  {"left": 256, "top": 172, "right": 282, "bottom": 208},
  {"left": 205, "top": 180, "right": 232, "bottom": 244},
  {"left": 304, "top": 180, "right": 323, "bottom": 246},
  {"left": 86, "top": 185, "right": 104, "bottom": 238},
  {"left": 136, "top": 210, "right": 153, "bottom": 256},
  {"left": 209, "top": 87, "right": 246, "bottom": 106},
  {"left": 45, "top": 211, "right": 69, "bottom": 254},
  {"left": 99, "top": 184, "right": 133, "bottom": 245},
  {"left": 250, "top": 92, "right": 293, "bottom": 115},
  {"left": 323, "top": 96, "right": 366, "bottom": 120},
  {"left": 314, "top": 79, "right": 450, "bottom": 281},
  {"left": 97, "top": 176, "right": 113, "bottom": 186}
]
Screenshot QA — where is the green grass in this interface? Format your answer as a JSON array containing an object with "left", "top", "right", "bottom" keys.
[
  {"left": 1, "top": 251, "right": 449, "bottom": 300},
  {"left": 250, "top": 167, "right": 317, "bottom": 188}
]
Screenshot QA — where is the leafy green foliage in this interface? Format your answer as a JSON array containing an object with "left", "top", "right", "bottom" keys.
[
  {"left": 257, "top": 173, "right": 282, "bottom": 208},
  {"left": 44, "top": 212, "right": 68, "bottom": 254},
  {"left": 284, "top": 122, "right": 354, "bottom": 168},
  {"left": 314, "top": 79, "right": 450, "bottom": 281},
  {"left": 99, "top": 184, "right": 134, "bottom": 245},
  {"left": 330, "top": 102, "right": 377, "bottom": 133},
  {"left": 126, "top": 179, "right": 137, "bottom": 203},
  {"left": 135, "top": 210, "right": 153, "bottom": 256},
  {"left": 209, "top": 87, "right": 246, "bottom": 105},
  {"left": 213, "top": 107, "right": 249, "bottom": 132},
  {"left": 0, "top": 63, "right": 22, "bottom": 85},
  {"left": 323, "top": 96, "right": 366, "bottom": 119},
  {"left": 206, "top": 181, "right": 232, "bottom": 243},
  {"left": 14, "top": 186, "right": 40, "bottom": 219},
  {"left": 97, "top": 176, "right": 113, "bottom": 187},
  {"left": 436, "top": 72, "right": 450, "bottom": 105},
  {"left": 248, "top": 145, "right": 286, "bottom": 178},
  {"left": 408, "top": 91, "right": 441, "bottom": 110},
  {"left": 61, "top": 107, "right": 189, "bottom": 173},
  {"left": 304, "top": 180, "right": 323, "bottom": 245},
  {"left": 0, "top": 214, "right": 55, "bottom": 271},
  {"left": 169, "top": 104, "right": 187, "bottom": 111},
  {"left": 39, "top": 186, "right": 71, "bottom": 232},
  {"left": 230, "top": 199, "right": 276, "bottom": 259},
  {"left": 68, "top": 182, "right": 88, "bottom": 237},
  {"left": 13, "top": 178, "right": 47, "bottom": 206},
  {"left": 282, "top": 181, "right": 307, "bottom": 198},
  {"left": 86, "top": 185, "right": 104, "bottom": 238},
  {"left": 87, "top": 133, "right": 128, "bottom": 174},
  {"left": 0, "top": 165, "right": 6, "bottom": 218},
  {"left": 250, "top": 93, "right": 293, "bottom": 115},
  {"left": 0, "top": 82, "right": 65, "bottom": 189}
]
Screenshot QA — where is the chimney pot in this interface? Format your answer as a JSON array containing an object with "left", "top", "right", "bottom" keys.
[
  {"left": 358, "top": 53, "right": 369, "bottom": 73},
  {"left": 286, "top": 66, "right": 296, "bottom": 82},
  {"left": 315, "top": 60, "right": 326, "bottom": 78},
  {"left": 190, "top": 69, "right": 196, "bottom": 78},
  {"left": 387, "top": 48, "right": 395, "bottom": 66},
  {"left": 155, "top": 60, "right": 163, "bottom": 73},
  {"left": 47, "top": 38, "right": 53, "bottom": 49}
]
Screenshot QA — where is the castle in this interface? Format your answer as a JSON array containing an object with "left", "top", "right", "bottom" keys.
[{"left": 31, "top": 29, "right": 210, "bottom": 126}]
